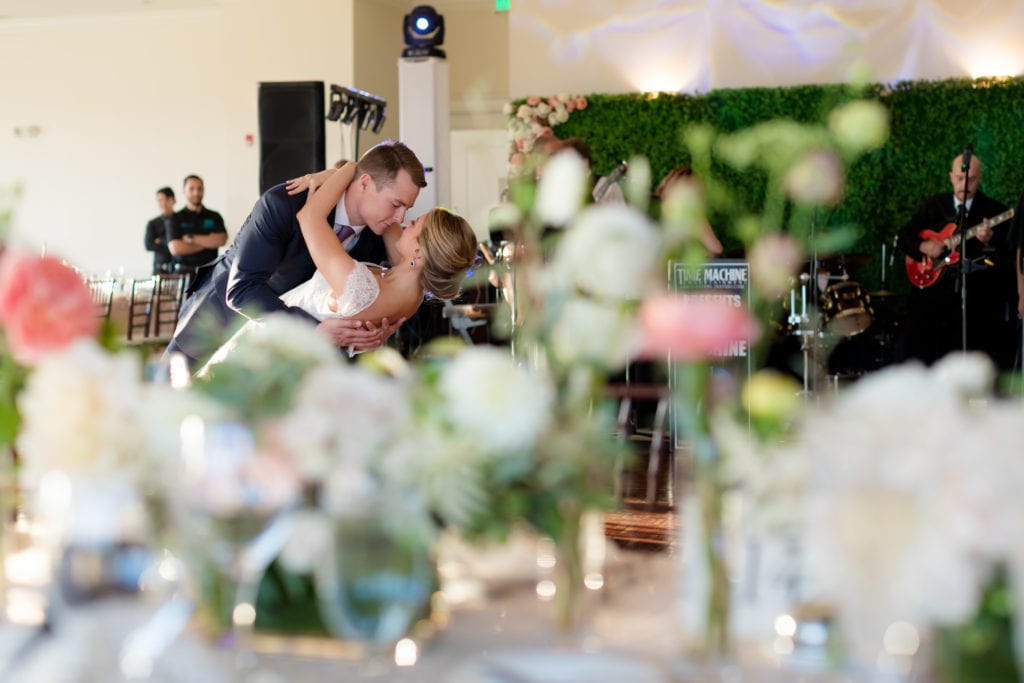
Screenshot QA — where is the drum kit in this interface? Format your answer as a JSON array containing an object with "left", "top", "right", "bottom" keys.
[{"left": 775, "top": 251, "right": 901, "bottom": 393}]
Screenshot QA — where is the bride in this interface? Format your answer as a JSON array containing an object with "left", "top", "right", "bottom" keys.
[
  {"left": 203, "top": 163, "right": 478, "bottom": 367},
  {"left": 289, "top": 162, "right": 477, "bottom": 322}
]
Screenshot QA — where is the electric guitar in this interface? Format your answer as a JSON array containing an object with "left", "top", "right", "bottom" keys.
[{"left": 904, "top": 208, "right": 1014, "bottom": 288}]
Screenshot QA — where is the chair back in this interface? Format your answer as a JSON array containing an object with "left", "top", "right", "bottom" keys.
[
  {"left": 152, "top": 274, "right": 189, "bottom": 340},
  {"left": 88, "top": 278, "right": 115, "bottom": 319},
  {"left": 126, "top": 277, "right": 156, "bottom": 342}
]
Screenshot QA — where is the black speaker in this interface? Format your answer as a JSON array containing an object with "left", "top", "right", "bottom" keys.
[{"left": 258, "top": 81, "right": 326, "bottom": 193}]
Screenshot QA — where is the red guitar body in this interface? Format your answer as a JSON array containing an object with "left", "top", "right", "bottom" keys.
[
  {"left": 904, "top": 223, "right": 960, "bottom": 289},
  {"left": 904, "top": 208, "right": 1015, "bottom": 289}
]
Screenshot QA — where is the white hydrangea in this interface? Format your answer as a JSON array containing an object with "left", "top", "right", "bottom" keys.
[
  {"left": 378, "top": 426, "right": 491, "bottom": 530},
  {"left": 16, "top": 339, "right": 146, "bottom": 486},
  {"left": 438, "top": 347, "right": 553, "bottom": 454},
  {"left": 272, "top": 364, "right": 409, "bottom": 481},
  {"left": 768, "top": 357, "right": 1024, "bottom": 659}
]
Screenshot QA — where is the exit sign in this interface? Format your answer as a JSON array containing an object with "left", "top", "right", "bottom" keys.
[{"left": 496, "top": 0, "right": 509, "bottom": 10}]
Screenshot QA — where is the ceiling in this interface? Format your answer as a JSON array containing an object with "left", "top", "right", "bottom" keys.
[
  {"left": 0, "top": 0, "right": 221, "bottom": 21},
  {"left": 0, "top": 0, "right": 487, "bottom": 22}
]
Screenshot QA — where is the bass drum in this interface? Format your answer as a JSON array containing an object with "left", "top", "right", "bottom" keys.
[{"left": 819, "top": 281, "right": 873, "bottom": 337}]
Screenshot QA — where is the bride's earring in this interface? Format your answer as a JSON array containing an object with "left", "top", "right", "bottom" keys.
[{"left": 410, "top": 258, "right": 416, "bottom": 267}]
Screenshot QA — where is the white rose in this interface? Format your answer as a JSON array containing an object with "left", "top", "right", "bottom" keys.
[
  {"left": 550, "top": 203, "right": 660, "bottom": 301},
  {"left": 550, "top": 297, "right": 641, "bottom": 370},
  {"left": 533, "top": 150, "right": 588, "bottom": 226}
]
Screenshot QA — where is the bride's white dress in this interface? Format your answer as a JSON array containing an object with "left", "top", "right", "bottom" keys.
[
  {"left": 199, "top": 263, "right": 383, "bottom": 373},
  {"left": 280, "top": 262, "right": 382, "bottom": 320}
]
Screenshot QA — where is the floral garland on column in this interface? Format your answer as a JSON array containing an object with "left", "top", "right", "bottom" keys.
[{"left": 503, "top": 94, "right": 588, "bottom": 169}]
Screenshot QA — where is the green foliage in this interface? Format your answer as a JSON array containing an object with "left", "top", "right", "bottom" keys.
[
  {"left": 0, "top": 333, "right": 27, "bottom": 448},
  {"left": 933, "top": 568, "right": 1021, "bottom": 682},
  {"left": 543, "top": 76, "right": 1024, "bottom": 294}
]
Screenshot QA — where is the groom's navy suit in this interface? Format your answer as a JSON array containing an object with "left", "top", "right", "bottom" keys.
[{"left": 165, "top": 182, "right": 387, "bottom": 367}]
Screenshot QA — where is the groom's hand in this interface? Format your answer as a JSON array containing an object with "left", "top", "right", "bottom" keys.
[
  {"left": 366, "top": 316, "right": 406, "bottom": 345},
  {"left": 317, "top": 318, "right": 385, "bottom": 349}
]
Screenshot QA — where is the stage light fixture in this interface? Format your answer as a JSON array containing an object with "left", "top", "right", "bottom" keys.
[
  {"left": 326, "top": 85, "right": 388, "bottom": 157},
  {"left": 402, "top": 5, "right": 445, "bottom": 59}
]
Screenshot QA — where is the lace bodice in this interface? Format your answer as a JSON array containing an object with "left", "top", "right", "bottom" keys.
[{"left": 281, "top": 263, "right": 381, "bottom": 320}]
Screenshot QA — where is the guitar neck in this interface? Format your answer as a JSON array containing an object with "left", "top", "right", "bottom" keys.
[{"left": 942, "top": 208, "right": 1015, "bottom": 250}]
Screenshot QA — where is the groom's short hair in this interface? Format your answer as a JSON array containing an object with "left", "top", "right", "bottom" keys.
[{"left": 357, "top": 140, "right": 427, "bottom": 190}]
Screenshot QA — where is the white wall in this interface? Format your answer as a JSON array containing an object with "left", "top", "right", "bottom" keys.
[
  {"left": 0, "top": 1, "right": 355, "bottom": 275},
  {"left": 509, "top": 0, "right": 1024, "bottom": 97}
]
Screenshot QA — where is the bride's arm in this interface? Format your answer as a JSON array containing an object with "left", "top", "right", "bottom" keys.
[{"left": 296, "top": 164, "right": 358, "bottom": 295}]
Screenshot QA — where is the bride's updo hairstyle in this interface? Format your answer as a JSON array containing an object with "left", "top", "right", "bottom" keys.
[{"left": 419, "top": 208, "right": 478, "bottom": 301}]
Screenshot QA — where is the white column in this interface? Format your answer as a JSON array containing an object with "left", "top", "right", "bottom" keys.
[{"left": 398, "top": 56, "right": 450, "bottom": 220}]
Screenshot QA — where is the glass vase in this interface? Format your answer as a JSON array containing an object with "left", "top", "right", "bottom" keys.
[{"left": 313, "top": 512, "right": 435, "bottom": 658}]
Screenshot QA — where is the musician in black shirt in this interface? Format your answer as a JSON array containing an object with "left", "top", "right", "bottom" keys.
[{"left": 896, "top": 152, "right": 1015, "bottom": 369}]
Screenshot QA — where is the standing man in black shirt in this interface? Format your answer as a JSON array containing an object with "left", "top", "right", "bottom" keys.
[
  {"left": 896, "top": 152, "right": 1015, "bottom": 368},
  {"left": 144, "top": 186, "right": 176, "bottom": 275},
  {"left": 168, "top": 174, "right": 227, "bottom": 276}
]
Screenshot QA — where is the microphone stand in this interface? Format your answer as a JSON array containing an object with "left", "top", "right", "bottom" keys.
[{"left": 956, "top": 175, "right": 970, "bottom": 355}]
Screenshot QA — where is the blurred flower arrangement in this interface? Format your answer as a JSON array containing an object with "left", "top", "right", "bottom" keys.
[
  {"left": 504, "top": 93, "right": 587, "bottom": 168},
  {"left": 724, "top": 353, "right": 1024, "bottom": 679}
]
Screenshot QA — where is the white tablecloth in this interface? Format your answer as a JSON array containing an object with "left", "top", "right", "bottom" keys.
[{"left": 0, "top": 550, "right": 843, "bottom": 682}]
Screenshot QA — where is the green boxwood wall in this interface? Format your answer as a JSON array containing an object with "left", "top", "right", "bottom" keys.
[{"left": 534, "top": 76, "right": 1024, "bottom": 294}]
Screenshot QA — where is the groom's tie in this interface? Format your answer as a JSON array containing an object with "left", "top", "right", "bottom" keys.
[{"left": 334, "top": 224, "right": 355, "bottom": 248}]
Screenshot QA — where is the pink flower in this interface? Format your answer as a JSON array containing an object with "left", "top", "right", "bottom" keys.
[
  {"left": 539, "top": 126, "right": 553, "bottom": 137},
  {"left": 566, "top": 100, "right": 576, "bottom": 113},
  {"left": 575, "top": 97, "right": 588, "bottom": 110},
  {"left": 0, "top": 252, "right": 98, "bottom": 364},
  {"left": 637, "top": 293, "right": 760, "bottom": 362},
  {"left": 547, "top": 96, "right": 559, "bottom": 106},
  {"left": 526, "top": 96, "right": 541, "bottom": 106},
  {"left": 509, "top": 152, "right": 524, "bottom": 166}
]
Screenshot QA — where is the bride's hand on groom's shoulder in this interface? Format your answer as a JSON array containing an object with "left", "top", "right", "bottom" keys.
[{"left": 285, "top": 169, "right": 335, "bottom": 195}]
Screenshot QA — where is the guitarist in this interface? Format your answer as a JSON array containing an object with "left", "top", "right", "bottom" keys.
[{"left": 896, "top": 152, "right": 1015, "bottom": 369}]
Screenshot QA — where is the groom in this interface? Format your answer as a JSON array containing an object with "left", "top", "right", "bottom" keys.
[{"left": 165, "top": 140, "right": 426, "bottom": 370}]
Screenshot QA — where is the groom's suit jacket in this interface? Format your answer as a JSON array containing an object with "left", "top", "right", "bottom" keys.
[{"left": 166, "top": 182, "right": 388, "bottom": 365}]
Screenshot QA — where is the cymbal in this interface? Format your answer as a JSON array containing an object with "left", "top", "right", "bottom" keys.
[
  {"left": 817, "top": 253, "right": 873, "bottom": 270},
  {"left": 868, "top": 289, "right": 902, "bottom": 298}
]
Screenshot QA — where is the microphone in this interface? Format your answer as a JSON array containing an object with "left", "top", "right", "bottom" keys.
[
  {"left": 961, "top": 143, "right": 974, "bottom": 171},
  {"left": 593, "top": 160, "right": 629, "bottom": 201}
]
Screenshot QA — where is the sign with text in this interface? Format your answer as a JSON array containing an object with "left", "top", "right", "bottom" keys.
[
  {"left": 669, "top": 259, "right": 752, "bottom": 359},
  {"left": 668, "top": 259, "right": 752, "bottom": 447}
]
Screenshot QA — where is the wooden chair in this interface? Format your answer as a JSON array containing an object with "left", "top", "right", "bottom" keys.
[
  {"left": 126, "top": 277, "right": 156, "bottom": 342},
  {"left": 151, "top": 274, "right": 189, "bottom": 340},
  {"left": 606, "top": 382, "right": 673, "bottom": 510},
  {"left": 87, "top": 278, "right": 115, "bottom": 320}
]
